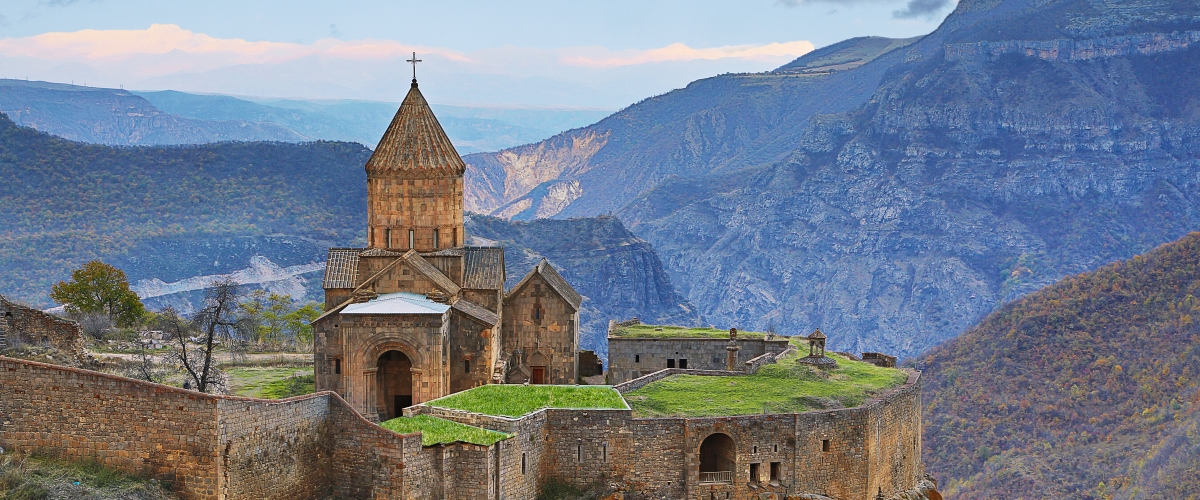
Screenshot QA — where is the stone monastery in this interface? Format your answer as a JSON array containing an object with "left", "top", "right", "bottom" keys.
[
  {"left": 309, "top": 76, "right": 582, "bottom": 421},
  {"left": 0, "top": 75, "right": 934, "bottom": 500}
]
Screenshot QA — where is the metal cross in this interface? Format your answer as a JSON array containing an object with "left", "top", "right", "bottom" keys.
[{"left": 406, "top": 52, "right": 422, "bottom": 80}]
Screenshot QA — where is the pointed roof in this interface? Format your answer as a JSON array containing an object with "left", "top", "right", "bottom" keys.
[
  {"left": 505, "top": 259, "right": 583, "bottom": 311},
  {"left": 808, "top": 329, "right": 827, "bottom": 340},
  {"left": 365, "top": 81, "right": 466, "bottom": 175}
]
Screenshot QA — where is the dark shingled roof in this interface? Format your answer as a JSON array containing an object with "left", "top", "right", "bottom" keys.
[
  {"left": 403, "top": 250, "right": 461, "bottom": 296},
  {"left": 365, "top": 82, "right": 466, "bottom": 175},
  {"left": 323, "top": 248, "right": 363, "bottom": 289},
  {"left": 462, "top": 247, "right": 505, "bottom": 290},
  {"left": 452, "top": 299, "right": 500, "bottom": 326}
]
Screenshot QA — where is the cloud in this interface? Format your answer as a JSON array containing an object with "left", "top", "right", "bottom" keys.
[
  {"left": 892, "top": 0, "right": 951, "bottom": 19},
  {"left": 561, "top": 40, "right": 814, "bottom": 67}
]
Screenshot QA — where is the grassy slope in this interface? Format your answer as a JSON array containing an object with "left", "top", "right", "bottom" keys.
[
  {"left": 919, "top": 232, "right": 1200, "bottom": 499},
  {"left": 609, "top": 324, "right": 766, "bottom": 339},
  {"left": 0, "top": 451, "right": 176, "bottom": 500},
  {"left": 380, "top": 415, "right": 510, "bottom": 447},
  {"left": 623, "top": 352, "right": 907, "bottom": 418},
  {"left": 226, "top": 368, "right": 313, "bottom": 399},
  {"left": 427, "top": 385, "right": 627, "bottom": 418}
]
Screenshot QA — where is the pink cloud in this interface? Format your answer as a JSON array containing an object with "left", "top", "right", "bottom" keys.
[{"left": 561, "top": 40, "right": 816, "bottom": 67}]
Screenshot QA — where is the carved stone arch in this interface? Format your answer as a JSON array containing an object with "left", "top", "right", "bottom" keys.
[
  {"left": 359, "top": 337, "right": 424, "bottom": 369},
  {"left": 528, "top": 351, "right": 549, "bottom": 367}
]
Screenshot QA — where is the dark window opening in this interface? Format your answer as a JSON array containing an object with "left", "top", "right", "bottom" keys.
[
  {"left": 602, "top": 444, "right": 607, "bottom": 462},
  {"left": 635, "top": 354, "right": 640, "bottom": 363},
  {"left": 699, "top": 433, "right": 736, "bottom": 485},
  {"left": 452, "top": 228, "right": 457, "bottom": 248},
  {"left": 749, "top": 463, "right": 760, "bottom": 484},
  {"left": 334, "top": 358, "right": 341, "bottom": 374},
  {"left": 521, "top": 453, "right": 526, "bottom": 474},
  {"left": 464, "top": 360, "right": 471, "bottom": 373},
  {"left": 773, "top": 444, "right": 778, "bottom": 453},
  {"left": 667, "top": 359, "right": 676, "bottom": 368},
  {"left": 679, "top": 358, "right": 688, "bottom": 369},
  {"left": 532, "top": 305, "right": 543, "bottom": 323},
  {"left": 577, "top": 445, "right": 582, "bottom": 462},
  {"left": 822, "top": 439, "right": 831, "bottom": 452},
  {"left": 433, "top": 229, "right": 440, "bottom": 248},
  {"left": 753, "top": 445, "right": 758, "bottom": 454},
  {"left": 770, "top": 462, "right": 780, "bottom": 482}
]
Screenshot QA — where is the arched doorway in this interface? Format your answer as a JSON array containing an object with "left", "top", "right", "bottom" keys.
[
  {"left": 698, "top": 433, "right": 736, "bottom": 484},
  {"left": 377, "top": 350, "right": 412, "bottom": 420}
]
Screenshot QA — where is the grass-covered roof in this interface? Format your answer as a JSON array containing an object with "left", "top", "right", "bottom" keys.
[
  {"left": 380, "top": 414, "right": 510, "bottom": 446},
  {"left": 609, "top": 323, "right": 771, "bottom": 340},
  {"left": 426, "top": 385, "right": 628, "bottom": 418},
  {"left": 622, "top": 352, "right": 908, "bottom": 418}
]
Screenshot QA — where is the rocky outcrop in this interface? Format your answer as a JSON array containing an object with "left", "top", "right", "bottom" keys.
[{"left": 945, "top": 30, "right": 1200, "bottom": 62}]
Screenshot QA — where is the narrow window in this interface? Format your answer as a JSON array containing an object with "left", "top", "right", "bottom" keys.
[
  {"left": 577, "top": 445, "right": 582, "bottom": 462},
  {"left": 679, "top": 358, "right": 688, "bottom": 369},
  {"left": 753, "top": 445, "right": 758, "bottom": 454},
  {"left": 464, "top": 360, "right": 471, "bottom": 373},
  {"left": 369, "top": 227, "right": 375, "bottom": 246},
  {"left": 386, "top": 228, "right": 392, "bottom": 248},
  {"left": 433, "top": 229, "right": 440, "bottom": 248},
  {"left": 635, "top": 354, "right": 640, "bottom": 363},
  {"left": 749, "top": 463, "right": 760, "bottom": 484},
  {"left": 822, "top": 439, "right": 831, "bottom": 452},
  {"left": 452, "top": 228, "right": 458, "bottom": 248},
  {"left": 408, "top": 229, "right": 415, "bottom": 249},
  {"left": 667, "top": 359, "right": 676, "bottom": 368},
  {"left": 334, "top": 359, "right": 341, "bottom": 374},
  {"left": 773, "top": 444, "right": 778, "bottom": 453},
  {"left": 602, "top": 444, "right": 607, "bottom": 462},
  {"left": 521, "top": 453, "right": 526, "bottom": 475},
  {"left": 770, "top": 462, "right": 780, "bottom": 481}
]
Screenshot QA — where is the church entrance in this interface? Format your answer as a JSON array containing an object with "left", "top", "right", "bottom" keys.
[
  {"left": 530, "top": 367, "right": 545, "bottom": 384},
  {"left": 377, "top": 350, "right": 412, "bottom": 420}
]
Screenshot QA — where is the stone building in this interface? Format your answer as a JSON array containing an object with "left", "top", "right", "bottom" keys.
[
  {"left": 311, "top": 77, "right": 583, "bottom": 421},
  {"left": 0, "top": 294, "right": 85, "bottom": 358},
  {"left": 607, "top": 320, "right": 791, "bottom": 384}
]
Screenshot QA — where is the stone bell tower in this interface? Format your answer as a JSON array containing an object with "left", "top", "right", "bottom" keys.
[{"left": 364, "top": 60, "right": 465, "bottom": 251}]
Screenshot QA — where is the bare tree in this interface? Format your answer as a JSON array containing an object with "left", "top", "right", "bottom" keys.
[
  {"left": 129, "top": 339, "right": 165, "bottom": 384},
  {"left": 164, "top": 277, "right": 251, "bottom": 393}
]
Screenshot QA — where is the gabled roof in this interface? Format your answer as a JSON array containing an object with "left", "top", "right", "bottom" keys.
[
  {"left": 506, "top": 259, "right": 583, "bottom": 311},
  {"left": 365, "top": 81, "right": 466, "bottom": 176},
  {"left": 452, "top": 299, "right": 500, "bottom": 326},
  {"left": 462, "top": 247, "right": 505, "bottom": 290},
  {"left": 402, "top": 250, "right": 461, "bottom": 296},
  {"left": 341, "top": 292, "right": 450, "bottom": 316},
  {"left": 323, "top": 248, "right": 363, "bottom": 289}
]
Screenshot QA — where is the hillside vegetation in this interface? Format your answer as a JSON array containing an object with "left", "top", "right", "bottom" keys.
[{"left": 919, "top": 232, "right": 1200, "bottom": 499}]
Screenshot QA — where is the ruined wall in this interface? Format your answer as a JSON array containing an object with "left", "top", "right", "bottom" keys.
[
  {"left": 607, "top": 338, "right": 791, "bottom": 384},
  {"left": 0, "top": 357, "right": 223, "bottom": 499},
  {"left": 502, "top": 273, "right": 579, "bottom": 384},
  {"left": 0, "top": 296, "right": 84, "bottom": 357}
]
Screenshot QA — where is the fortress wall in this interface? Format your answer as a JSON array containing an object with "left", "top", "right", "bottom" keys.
[
  {"left": 791, "top": 408, "right": 871, "bottom": 499},
  {"left": 865, "top": 371, "right": 924, "bottom": 499},
  {"left": 326, "top": 397, "right": 412, "bottom": 499},
  {"left": 623, "top": 418, "right": 688, "bottom": 499},
  {"left": 216, "top": 396, "right": 332, "bottom": 500},
  {"left": 443, "top": 443, "right": 496, "bottom": 499},
  {"left": 542, "top": 409, "right": 633, "bottom": 489},
  {"left": 498, "top": 410, "right": 551, "bottom": 500},
  {"left": 0, "top": 357, "right": 222, "bottom": 499},
  {"left": 607, "top": 338, "right": 791, "bottom": 384}
]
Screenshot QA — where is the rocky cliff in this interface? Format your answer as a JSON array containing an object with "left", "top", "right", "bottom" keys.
[{"left": 467, "top": 0, "right": 1200, "bottom": 358}]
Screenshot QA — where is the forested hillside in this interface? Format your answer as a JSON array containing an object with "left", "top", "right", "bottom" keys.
[{"left": 919, "top": 232, "right": 1200, "bottom": 498}]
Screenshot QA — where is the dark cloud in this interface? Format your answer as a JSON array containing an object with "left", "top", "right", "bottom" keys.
[{"left": 892, "top": 0, "right": 950, "bottom": 18}]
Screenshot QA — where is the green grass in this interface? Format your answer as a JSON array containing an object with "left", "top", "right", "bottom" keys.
[
  {"left": 609, "top": 323, "right": 769, "bottom": 339},
  {"left": 0, "top": 450, "right": 175, "bottom": 499},
  {"left": 427, "top": 385, "right": 628, "bottom": 418},
  {"left": 380, "top": 415, "right": 510, "bottom": 446},
  {"left": 227, "top": 367, "right": 313, "bottom": 399},
  {"left": 622, "top": 353, "right": 909, "bottom": 418}
]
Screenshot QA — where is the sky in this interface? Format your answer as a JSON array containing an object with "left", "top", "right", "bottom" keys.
[{"left": 0, "top": 0, "right": 956, "bottom": 108}]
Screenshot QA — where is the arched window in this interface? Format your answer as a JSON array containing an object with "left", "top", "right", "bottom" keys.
[{"left": 699, "top": 433, "right": 736, "bottom": 484}]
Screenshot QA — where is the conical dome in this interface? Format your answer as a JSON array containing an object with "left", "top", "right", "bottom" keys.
[{"left": 365, "top": 81, "right": 466, "bottom": 175}]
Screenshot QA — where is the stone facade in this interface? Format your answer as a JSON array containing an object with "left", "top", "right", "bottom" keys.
[
  {"left": 608, "top": 336, "right": 791, "bottom": 384},
  {"left": 313, "top": 79, "right": 583, "bottom": 420},
  {"left": 0, "top": 294, "right": 85, "bottom": 358}
]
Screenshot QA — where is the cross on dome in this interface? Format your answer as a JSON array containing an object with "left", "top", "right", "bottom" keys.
[{"left": 406, "top": 52, "right": 422, "bottom": 84}]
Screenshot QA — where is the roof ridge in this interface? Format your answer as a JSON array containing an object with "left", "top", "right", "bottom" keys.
[{"left": 365, "top": 85, "right": 466, "bottom": 175}]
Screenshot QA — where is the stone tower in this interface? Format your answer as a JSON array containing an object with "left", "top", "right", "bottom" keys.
[{"left": 364, "top": 78, "right": 465, "bottom": 251}]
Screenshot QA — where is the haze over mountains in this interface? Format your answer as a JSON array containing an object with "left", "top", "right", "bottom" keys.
[
  {"left": 0, "top": 79, "right": 611, "bottom": 154},
  {"left": 462, "top": 0, "right": 1200, "bottom": 358}
]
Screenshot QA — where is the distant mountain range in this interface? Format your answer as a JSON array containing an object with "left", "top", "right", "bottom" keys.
[
  {"left": 917, "top": 231, "right": 1200, "bottom": 498},
  {"left": 0, "top": 79, "right": 612, "bottom": 154},
  {"left": 0, "top": 113, "right": 691, "bottom": 356},
  {"left": 460, "top": 0, "right": 1200, "bottom": 358}
]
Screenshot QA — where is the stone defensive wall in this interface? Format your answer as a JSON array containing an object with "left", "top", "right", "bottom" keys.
[
  {"left": 408, "top": 369, "right": 923, "bottom": 500},
  {"left": 0, "top": 356, "right": 499, "bottom": 500},
  {"left": 607, "top": 336, "right": 792, "bottom": 384},
  {"left": 944, "top": 30, "right": 1200, "bottom": 63}
]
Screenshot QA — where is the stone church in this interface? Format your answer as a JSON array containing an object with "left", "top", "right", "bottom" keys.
[{"left": 312, "top": 77, "right": 582, "bottom": 422}]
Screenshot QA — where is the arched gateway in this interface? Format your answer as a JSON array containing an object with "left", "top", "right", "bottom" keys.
[
  {"left": 698, "top": 433, "right": 736, "bottom": 485},
  {"left": 377, "top": 350, "right": 413, "bottom": 420}
]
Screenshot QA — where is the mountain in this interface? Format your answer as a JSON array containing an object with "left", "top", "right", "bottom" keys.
[
  {"left": 916, "top": 231, "right": 1200, "bottom": 499},
  {"left": 464, "top": 0, "right": 1200, "bottom": 358},
  {"left": 0, "top": 113, "right": 690, "bottom": 354},
  {"left": 0, "top": 79, "right": 612, "bottom": 153}
]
